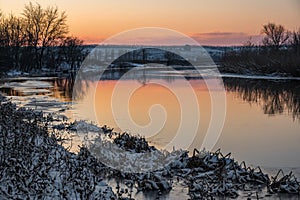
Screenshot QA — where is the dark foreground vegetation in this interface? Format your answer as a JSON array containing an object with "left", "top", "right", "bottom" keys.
[
  {"left": 1, "top": 94, "right": 299, "bottom": 199},
  {"left": 221, "top": 23, "right": 300, "bottom": 77},
  {"left": 0, "top": 94, "right": 115, "bottom": 199}
]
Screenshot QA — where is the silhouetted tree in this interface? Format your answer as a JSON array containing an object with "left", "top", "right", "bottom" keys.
[
  {"left": 261, "top": 23, "right": 289, "bottom": 49},
  {"left": 0, "top": 5, "right": 88, "bottom": 75},
  {"left": 243, "top": 36, "right": 255, "bottom": 47},
  {"left": 0, "top": 13, "right": 26, "bottom": 70},
  {"left": 22, "top": 2, "right": 68, "bottom": 69},
  {"left": 290, "top": 28, "right": 300, "bottom": 52},
  {"left": 60, "top": 36, "right": 85, "bottom": 70}
]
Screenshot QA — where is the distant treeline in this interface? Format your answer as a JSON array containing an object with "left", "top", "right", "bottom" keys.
[
  {"left": 1, "top": 3, "right": 300, "bottom": 78},
  {"left": 0, "top": 2, "right": 86, "bottom": 74},
  {"left": 221, "top": 23, "right": 300, "bottom": 77}
]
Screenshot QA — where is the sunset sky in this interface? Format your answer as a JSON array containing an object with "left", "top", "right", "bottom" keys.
[{"left": 1, "top": 0, "right": 299, "bottom": 46}]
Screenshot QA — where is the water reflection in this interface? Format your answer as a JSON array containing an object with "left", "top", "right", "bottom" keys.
[
  {"left": 1, "top": 74, "right": 299, "bottom": 168},
  {"left": 0, "top": 72, "right": 92, "bottom": 102},
  {"left": 51, "top": 73, "right": 76, "bottom": 101},
  {"left": 223, "top": 78, "right": 300, "bottom": 120},
  {"left": 99, "top": 47, "right": 196, "bottom": 82},
  {"left": 2, "top": 73, "right": 299, "bottom": 122}
]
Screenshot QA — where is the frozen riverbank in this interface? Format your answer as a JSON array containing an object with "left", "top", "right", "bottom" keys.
[
  {"left": 0, "top": 94, "right": 115, "bottom": 199},
  {"left": 0, "top": 93, "right": 299, "bottom": 199}
]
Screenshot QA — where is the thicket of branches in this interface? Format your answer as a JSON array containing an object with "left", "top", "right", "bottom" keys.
[
  {"left": 0, "top": 2, "right": 85, "bottom": 74},
  {"left": 221, "top": 23, "right": 300, "bottom": 76}
]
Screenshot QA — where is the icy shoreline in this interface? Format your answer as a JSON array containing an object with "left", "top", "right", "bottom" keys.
[
  {"left": 1, "top": 93, "right": 300, "bottom": 199},
  {"left": 2, "top": 66, "right": 300, "bottom": 82},
  {"left": 0, "top": 95, "right": 116, "bottom": 199}
]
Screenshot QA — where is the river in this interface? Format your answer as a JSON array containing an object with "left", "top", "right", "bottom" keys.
[{"left": 1, "top": 70, "right": 300, "bottom": 199}]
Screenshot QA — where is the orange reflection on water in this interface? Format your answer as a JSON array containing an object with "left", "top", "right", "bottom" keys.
[{"left": 94, "top": 79, "right": 212, "bottom": 149}]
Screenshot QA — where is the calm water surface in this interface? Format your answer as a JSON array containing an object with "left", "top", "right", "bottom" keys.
[{"left": 1, "top": 74, "right": 300, "bottom": 171}]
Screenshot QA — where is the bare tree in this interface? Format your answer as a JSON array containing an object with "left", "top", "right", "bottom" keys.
[
  {"left": 0, "top": 13, "right": 26, "bottom": 69},
  {"left": 290, "top": 28, "right": 300, "bottom": 52},
  {"left": 22, "top": 2, "right": 68, "bottom": 69},
  {"left": 7, "top": 15, "right": 25, "bottom": 68},
  {"left": 261, "top": 23, "right": 289, "bottom": 49},
  {"left": 243, "top": 36, "right": 256, "bottom": 47},
  {"left": 60, "top": 36, "right": 85, "bottom": 70}
]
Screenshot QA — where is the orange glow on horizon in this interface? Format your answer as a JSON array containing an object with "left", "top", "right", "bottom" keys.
[{"left": 1, "top": 0, "right": 299, "bottom": 46}]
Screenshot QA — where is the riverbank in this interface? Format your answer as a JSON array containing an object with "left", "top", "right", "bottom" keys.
[
  {"left": 0, "top": 93, "right": 299, "bottom": 199},
  {"left": 0, "top": 94, "right": 115, "bottom": 199},
  {"left": 220, "top": 47, "right": 300, "bottom": 77}
]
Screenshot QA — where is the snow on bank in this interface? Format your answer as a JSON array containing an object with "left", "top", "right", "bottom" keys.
[
  {"left": 6, "top": 70, "right": 29, "bottom": 77},
  {"left": 221, "top": 73, "right": 300, "bottom": 81},
  {"left": 0, "top": 95, "right": 116, "bottom": 199},
  {"left": 1, "top": 91, "right": 299, "bottom": 199},
  {"left": 65, "top": 121, "right": 300, "bottom": 199}
]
